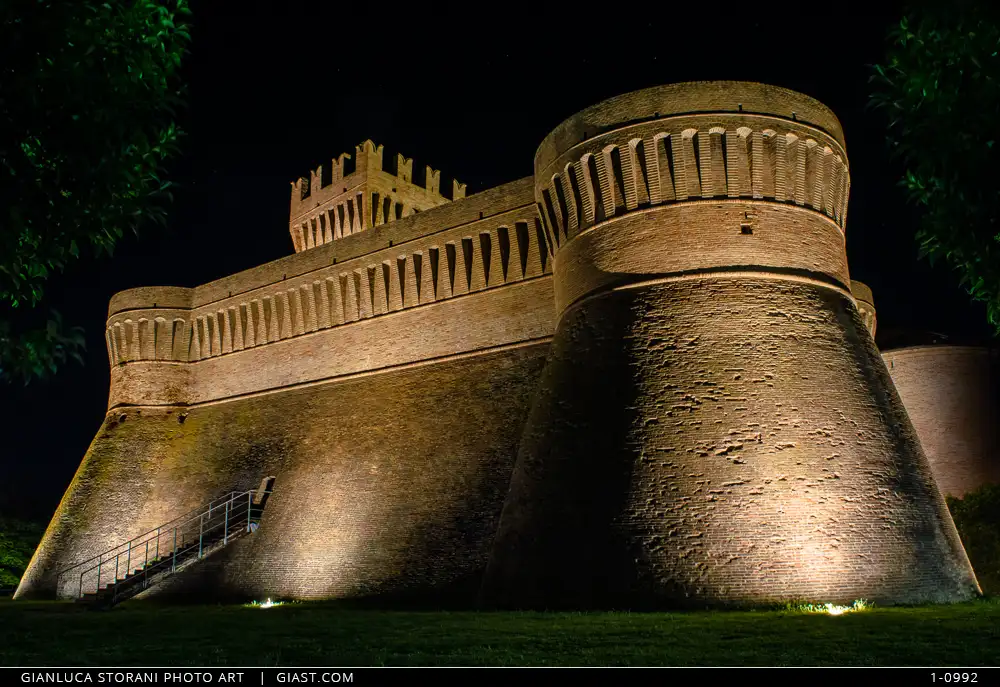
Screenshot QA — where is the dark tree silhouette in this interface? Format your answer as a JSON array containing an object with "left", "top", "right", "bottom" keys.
[
  {"left": 871, "top": 2, "right": 1000, "bottom": 333},
  {"left": 0, "top": 0, "right": 191, "bottom": 383}
]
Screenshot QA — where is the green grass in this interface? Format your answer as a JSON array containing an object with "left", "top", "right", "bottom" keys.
[{"left": 2, "top": 597, "right": 999, "bottom": 666}]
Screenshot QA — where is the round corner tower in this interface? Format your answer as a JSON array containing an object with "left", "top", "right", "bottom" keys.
[{"left": 481, "top": 81, "right": 980, "bottom": 609}]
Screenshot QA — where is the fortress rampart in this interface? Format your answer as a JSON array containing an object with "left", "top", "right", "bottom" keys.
[
  {"left": 832, "top": 286, "right": 996, "bottom": 501},
  {"left": 19, "top": 176, "right": 555, "bottom": 603},
  {"left": 18, "top": 82, "right": 983, "bottom": 609}
]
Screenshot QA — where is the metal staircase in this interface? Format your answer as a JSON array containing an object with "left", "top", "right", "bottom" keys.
[{"left": 57, "top": 480, "right": 273, "bottom": 608}]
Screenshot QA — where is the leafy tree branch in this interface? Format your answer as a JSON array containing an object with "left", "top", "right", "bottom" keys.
[
  {"left": 0, "top": 0, "right": 191, "bottom": 383},
  {"left": 871, "top": 2, "right": 1000, "bottom": 332}
]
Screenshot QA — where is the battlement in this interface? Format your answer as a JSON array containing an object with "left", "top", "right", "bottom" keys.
[
  {"left": 288, "top": 141, "right": 465, "bottom": 254},
  {"left": 535, "top": 81, "right": 845, "bottom": 178}
]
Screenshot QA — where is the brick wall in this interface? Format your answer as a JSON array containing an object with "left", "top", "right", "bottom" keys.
[
  {"left": 484, "top": 279, "right": 979, "bottom": 607},
  {"left": 883, "top": 346, "right": 1000, "bottom": 498},
  {"left": 17, "top": 345, "right": 549, "bottom": 602},
  {"left": 16, "top": 81, "right": 986, "bottom": 609}
]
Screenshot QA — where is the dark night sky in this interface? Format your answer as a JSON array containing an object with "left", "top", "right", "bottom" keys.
[{"left": 0, "top": 2, "right": 991, "bottom": 521}]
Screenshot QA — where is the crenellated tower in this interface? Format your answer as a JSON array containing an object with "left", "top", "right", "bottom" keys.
[
  {"left": 481, "top": 81, "right": 980, "bottom": 609},
  {"left": 289, "top": 140, "right": 465, "bottom": 252}
]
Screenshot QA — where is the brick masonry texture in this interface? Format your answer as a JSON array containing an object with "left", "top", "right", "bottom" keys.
[
  {"left": 482, "top": 279, "right": 978, "bottom": 607},
  {"left": 288, "top": 140, "right": 464, "bottom": 253},
  {"left": 18, "top": 346, "right": 549, "bottom": 602},
  {"left": 882, "top": 346, "right": 1000, "bottom": 498},
  {"left": 16, "top": 81, "right": 985, "bottom": 608}
]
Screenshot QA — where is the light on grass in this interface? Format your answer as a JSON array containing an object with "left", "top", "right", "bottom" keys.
[
  {"left": 792, "top": 599, "right": 871, "bottom": 615},
  {"left": 246, "top": 598, "right": 283, "bottom": 609}
]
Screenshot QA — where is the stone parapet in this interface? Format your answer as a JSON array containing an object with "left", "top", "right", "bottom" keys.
[{"left": 104, "top": 179, "right": 553, "bottom": 408}]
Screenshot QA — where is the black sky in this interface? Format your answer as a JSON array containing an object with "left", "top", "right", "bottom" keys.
[{"left": 0, "top": 2, "right": 991, "bottom": 521}]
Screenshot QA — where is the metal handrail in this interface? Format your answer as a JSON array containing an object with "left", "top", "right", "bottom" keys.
[
  {"left": 76, "top": 492, "right": 252, "bottom": 584},
  {"left": 106, "top": 505, "right": 261, "bottom": 604},
  {"left": 79, "top": 489, "right": 268, "bottom": 601},
  {"left": 57, "top": 490, "right": 245, "bottom": 578},
  {"left": 59, "top": 487, "right": 272, "bottom": 600}
]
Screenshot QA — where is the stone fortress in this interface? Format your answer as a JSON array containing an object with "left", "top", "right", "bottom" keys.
[{"left": 16, "top": 81, "right": 997, "bottom": 608}]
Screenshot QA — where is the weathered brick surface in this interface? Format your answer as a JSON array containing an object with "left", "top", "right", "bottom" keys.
[
  {"left": 850, "top": 280, "right": 877, "bottom": 339},
  {"left": 483, "top": 279, "right": 978, "bottom": 607},
  {"left": 18, "top": 345, "right": 548, "bottom": 602},
  {"left": 883, "top": 346, "right": 1000, "bottom": 498},
  {"left": 17, "top": 176, "right": 555, "bottom": 602}
]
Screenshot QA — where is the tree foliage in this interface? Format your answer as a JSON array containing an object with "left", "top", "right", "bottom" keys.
[
  {"left": 871, "top": 2, "right": 1000, "bottom": 332},
  {"left": 0, "top": 517, "right": 44, "bottom": 589},
  {"left": 0, "top": 0, "right": 191, "bottom": 383},
  {"left": 947, "top": 484, "right": 1000, "bottom": 595}
]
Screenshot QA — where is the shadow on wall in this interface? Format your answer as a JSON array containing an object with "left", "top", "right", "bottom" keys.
[{"left": 481, "top": 289, "right": 661, "bottom": 610}]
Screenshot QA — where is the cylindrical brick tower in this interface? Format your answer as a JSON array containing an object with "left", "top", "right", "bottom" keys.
[
  {"left": 481, "top": 82, "right": 980, "bottom": 609},
  {"left": 851, "top": 280, "right": 877, "bottom": 339},
  {"left": 883, "top": 345, "right": 1000, "bottom": 498}
]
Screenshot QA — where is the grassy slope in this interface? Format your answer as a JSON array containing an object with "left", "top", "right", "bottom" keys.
[{"left": 2, "top": 598, "right": 999, "bottom": 667}]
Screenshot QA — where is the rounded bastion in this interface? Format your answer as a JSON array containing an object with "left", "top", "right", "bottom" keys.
[{"left": 482, "top": 81, "right": 980, "bottom": 609}]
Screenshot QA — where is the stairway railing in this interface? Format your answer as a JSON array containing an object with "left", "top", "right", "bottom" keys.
[{"left": 57, "top": 487, "right": 270, "bottom": 602}]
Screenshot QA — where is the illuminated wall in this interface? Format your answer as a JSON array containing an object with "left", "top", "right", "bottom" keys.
[
  {"left": 17, "top": 179, "right": 556, "bottom": 603},
  {"left": 17, "top": 82, "right": 983, "bottom": 608}
]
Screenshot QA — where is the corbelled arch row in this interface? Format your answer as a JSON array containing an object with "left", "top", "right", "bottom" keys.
[
  {"left": 18, "top": 169, "right": 559, "bottom": 605},
  {"left": 105, "top": 315, "right": 189, "bottom": 366},
  {"left": 103, "top": 216, "right": 552, "bottom": 367},
  {"left": 536, "top": 121, "right": 850, "bottom": 251}
]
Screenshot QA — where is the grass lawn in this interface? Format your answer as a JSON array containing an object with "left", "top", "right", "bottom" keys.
[{"left": 2, "top": 597, "right": 999, "bottom": 667}]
